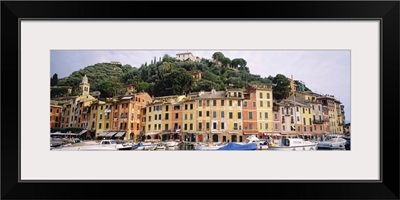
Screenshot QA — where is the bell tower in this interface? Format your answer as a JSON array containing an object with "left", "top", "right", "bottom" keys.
[{"left": 80, "top": 74, "right": 90, "bottom": 96}]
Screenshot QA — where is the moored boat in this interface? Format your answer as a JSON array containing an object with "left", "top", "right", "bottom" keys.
[{"left": 268, "top": 137, "right": 317, "bottom": 151}]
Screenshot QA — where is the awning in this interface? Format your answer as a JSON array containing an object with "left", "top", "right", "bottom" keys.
[
  {"left": 98, "top": 132, "right": 108, "bottom": 137},
  {"left": 121, "top": 96, "right": 133, "bottom": 100},
  {"left": 106, "top": 132, "right": 118, "bottom": 137},
  {"left": 145, "top": 132, "right": 159, "bottom": 135},
  {"left": 78, "top": 130, "right": 88, "bottom": 135},
  {"left": 114, "top": 131, "right": 126, "bottom": 137}
]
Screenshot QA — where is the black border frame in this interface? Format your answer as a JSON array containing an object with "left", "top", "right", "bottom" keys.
[{"left": 1, "top": 1, "right": 399, "bottom": 199}]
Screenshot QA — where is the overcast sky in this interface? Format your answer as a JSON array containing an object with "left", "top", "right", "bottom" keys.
[{"left": 51, "top": 50, "right": 350, "bottom": 122}]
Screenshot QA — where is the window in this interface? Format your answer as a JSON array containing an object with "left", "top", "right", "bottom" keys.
[
  {"left": 50, "top": 108, "right": 52, "bottom": 112},
  {"left": 314, "top": 125, "right": 316, "bottom": 130},
  {"left": 309, "top": 118, "right": 312, "bottom": 125},
  {"left": 253, "top": 102, "right": 256, "bottom": 108},
  {"left": 320, "top": 126, "right": 322, "bottom": 131},
  {"left": 164, "top": 124, "right": 169, "bottom": 131},
  {"left": 296, "top": 107, "right": 299, "bottom": 112},
  {"left": 175, "top": 113, "right": 179, "bottom": 119},
  {"left": 185, "top": 104, "right": 188, "bottom": 110},
  {"left": 308, "top": 108, "right": 311, "bottom": 114},
  {"left": 298, "top": 126, "right": 300, "bottom": 131},
  {"left": 238, "top": 101, "right": 241, "bottom": 106},
  {"left": 234, "top": 123, "right": 238, "bottom": 130},
  {"left": 206, "top": 122, "right": 210, "bottom": 129},
  {"left": 190, "top": 104, "right": 193, "bottom": 110},
  {"left": 229, "top": 100, "right": 233, "bottom": 106},
  {"left": 93, "top": 114, "right": 96, "bottom": 118},
  {"left": 190, "top": 124, "right": 193, "bottom": 130},
  {"left": 148, "top": 125, "right": 151, "bottom": 130},
  {"left": 249, "top": 112, "right": 253, "bottom": 119},
  {"left": 312, "top": 105, "right": 315, "bottom": 110},
  {"left": 199, "top": 111, "right": 202, "bottom": 117},
  {"left": 318, "top": 105, "right": 321, "bottom": 111},
  {"left": 132, "top": 113, "right": 135, "bottom": 119},
  {"left": 198, "top": 123, "right": 202, "bottom": 130},
  {"left": 297, "top": 116, "right": 300, "bottom": 121},
  {"left": 185, "top": 114, "right": 187, "bottom": 120},
  {"left": 291, "top": 116, "right": 294, "bottom": 122},
  {"left": 303, "top": 118, "right": 306, "bottom": 125},
  {"left": 131, "top": 123, "right": 134, "bottom": 129},
  {"left": 100, "top": 114, "right": 102, "bottom": 120},
  {"left": 267, "top": 93, "right": 270, "bottom": 99},
  {"left": 290, "top": 108, "right": 293, "bottom": 115},
  {"left": 166, "top": 105, "right": 169, "bottom": 111},
  {"left": 304, "top": 127, "right": 307, "bottom": 132},
  {"left": 274, "top": 113, "right": 278, "bottom": 120},
  {"left": 184, "top": 124, "right": 187, "bottom": 130},
  {"left": 154, "top": 124, "right": 157, "bottom": 130},
  {"left": 244, "top": 101, "right": 248, "bottom": 107},
  {"left": 155, "top": 115, "right": 158, "bottom": 120},
  {"left": 101, "top": 106, "right": 103, "bottom": 110},
  {"left": 149, "top": 107, "right": 151, "bottom": 112},
  {"left": 260, "top": 101, "right": 263, "bottom": 107},
  {"left": 303, "top": 108, "right": 305, "bottom": 113},
  {"left": 229, "top": 112, "right": 233, "bottom": 119},
  {"left": 213, "top": 111, "right": 216, "bottom": 118},
  {"left": 259, "top": 92, "right": 263, "bottom": 98},
  {"left": 275, "top": 123, "right": 278, "bottom": 130},
  {"left": 267, "top": 101, "right": 270, "bottom": 107},
  {"left": 198, "top": 100, "right": 202, "bottom": 106},
  {"left": 206, "top": 111, "right": 210, "bottom": 117},
  {"left": 249, "top": 123, "right": 253, "bottom": 130},
  {"left": 259, "top": 112, "right": 262, "bottom": 119},
  {"left": 158, "top": 124, "right": 161, "bottom": 130},
  {"left": 283, "top": 125, "right": 285, "bottom": 131},
  {"left": 99, "top": 123, "right": 102, "bottom": 129},
  {"left": 260, "top": 123, "right": 263, "bottom": 130},
  {"left": 206, "top": 100, "right": 210, "bottom": 106},
  {"left": 221, "top": 111, "right": 225, "bottom": 118},
  {"left": 213, "top": 100, "right": 217, "bottom": 106},
  {"left": 213, "top": 123, "right": 217, "bottom": 129},
  {"left": 282, "top": 108, "right": 284, "bottom": 114},
  {"left": 221, "top": 100, "right": 224, "bottom": 106},
  {"left": 264, "top": 112, "right": 268, "bottom": 118},
  {"left": 190, "top": 114, "right": 193, "bottom": 120},
  {"left": 238, "top": 112, "right": 241, "bottom": 119},
  {"left": 148, "top": 116, "right": 151, "bottom": 121},
  {"left": 55, "top": 117, "right": 58, "bottom": 122},
  {"left": 265, "top": 123, "right": 268, "bottom": 130},
  {"left": 165, "top": 113, "right": 169, "bottom": 120}
]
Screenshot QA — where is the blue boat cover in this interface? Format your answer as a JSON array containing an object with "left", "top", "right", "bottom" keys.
[{"left": 217, "top": 143, "right": 257, "bottom": 150}]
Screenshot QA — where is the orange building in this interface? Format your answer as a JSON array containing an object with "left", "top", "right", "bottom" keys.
[
  {"left": 242, "top": 87, "right": 258, "bottom": 139},
  {"left": 50, "top": 105, "right": 62, "bottom": 128}
]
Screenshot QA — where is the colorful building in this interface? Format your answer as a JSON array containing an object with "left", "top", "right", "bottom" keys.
[
  {"left": 253, "top": 84, "right": 273, "bottom": 139},
  {"left": 50, "top": 104, "right": 62, "bottom": 128},
  {"left": 243, "top": 88, "right": 258, "bottom": 139}
]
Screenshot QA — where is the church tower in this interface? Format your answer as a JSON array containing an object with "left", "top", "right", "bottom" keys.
[{"left": 80, "top": 74, "right": 90, "bottom": 96}]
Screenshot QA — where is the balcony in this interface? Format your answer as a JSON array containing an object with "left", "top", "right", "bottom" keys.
[{"left": 313, "top": 120, "right": 324, "bottom": 124}]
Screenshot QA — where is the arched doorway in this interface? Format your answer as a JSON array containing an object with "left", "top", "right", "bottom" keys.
[
  {"left": 146, "top": 135, "right": 151, "bottom": 140},
  {"left": 231, "top": 135, "right": 237, "bottom": 142},
  {"left": 213, "top": 134, "right": 218, "bottom": 142},
  {"left": 130, "top": 133, "right": 134, "bottom": 141},
  {"left": 239, "top": 136, "right": 243, "bottom": 142},
  {"left": 222, "top": 136, "right": 227, "bottom": 142},
  {"left": 155, "top": 134, "right": 160, "bottom": 141}
]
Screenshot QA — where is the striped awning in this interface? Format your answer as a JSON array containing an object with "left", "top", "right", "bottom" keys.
[
  {"left": 106, "top": 132, "right": 118, "bottom": 137},
  {"left": 98, "top": 132, "right": 108, "bottom": 137},
  {"left": 114, "top": 132, "right": 126, "bottom": 137},
  {"left": 78, "top": 130, "right": 88, "bottom": 135}
]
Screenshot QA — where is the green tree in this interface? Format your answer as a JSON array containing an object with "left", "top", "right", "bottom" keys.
[
  {"left": 221, "top": 57, "right": 231, "bottom": 67},
  {"left": 51, "top": 88, "right": 68, "bottom": 98},
  {"left": 51, "top": 73, "right": 59, "bottom": 86},
  {"left": 272, "top": 74, "right": 291, "bottom": 100},
  {"left": 212, "top": 52, "right": 225, "bottom": 62}
]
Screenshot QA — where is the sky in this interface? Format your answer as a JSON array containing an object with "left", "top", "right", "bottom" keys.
[{"left": 51, "top": 50, "right": 351, "bottom": 122}]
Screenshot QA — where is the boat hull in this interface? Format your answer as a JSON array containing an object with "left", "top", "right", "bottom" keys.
[{"left": 268, "top": 144, "right": 317, "bottom": 151}]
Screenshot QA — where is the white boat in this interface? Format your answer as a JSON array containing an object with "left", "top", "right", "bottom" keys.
[
  {"left": 195, "top": 142, "right": 226, "bottom": 151},
  {"left": 165, "top": 140, "right": 178, "bottom": 147},
  {"left": 317, "top": 134, "right": 346, "bottom": 150},
  {"left": 155, "top": 143, "right": 166, "bottom": 150},
  {"left": 52, "top": 140, "right": 132, "bottom": 151},
  {"left": 242, "top": 135, "right": 269, "bottom": 150},
  {"left": 133, "top": 142, "right": 157, "bottom": 150},
  {"left": 268, "top": 137, "right": 317, "bottom": 151}
]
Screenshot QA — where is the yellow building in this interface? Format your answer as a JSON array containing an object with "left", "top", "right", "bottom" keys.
[
  {"left": 254, "top": 85, "right": 273, "bottom": 138},
  {"left": 181, "top": 96, "right": 196, "bottom": 142},
  {"left": 145, "top": 100, "right": 163, "bottom": 141},
  {"left": 88, "top": 100, "right": 108, "bottom": 138},
  {"left": 225, "top": 89, "right": 244, "bottom": 142}
]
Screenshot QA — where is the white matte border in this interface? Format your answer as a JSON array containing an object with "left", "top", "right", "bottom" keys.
[{"left": 21, "top": 21, "right": 379, "bottom": 180}]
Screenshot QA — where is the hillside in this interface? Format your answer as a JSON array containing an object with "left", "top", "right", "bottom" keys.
[{"left": 53, "top": 52, "right": 310, "bottom": 99}]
